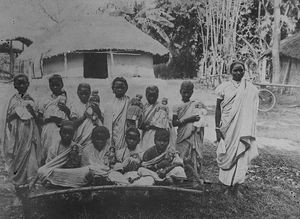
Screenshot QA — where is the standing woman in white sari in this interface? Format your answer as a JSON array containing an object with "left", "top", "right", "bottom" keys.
[{"left": 215, "top": 61, "right": 259, "bottom": 197}]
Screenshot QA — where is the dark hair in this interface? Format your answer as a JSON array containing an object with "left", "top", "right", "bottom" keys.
[
  {"left": 145, "top": 85, "right": 159, "bottom": 95},
  {"left": 91, "top": 126, "right": 110, "bottom": 140},
  {"left": 77, "top": 83, "right": 91, "bottom": 91},
  {"left": 126, "top": 127, "right": 140, "bottom": 138},
  {"left": 154, "top": 128, "right": 170, "bottom": 141},
  {"left": 180, "top": 81, "right": 194, "bottom": 91},
  {"left": 49, "top": 74, "right": 63, "bottom": 86},
  {"left": 112, "top": 77, "right": 128, "bottom": 91},
  {"left": 229, "top": 61, "right": 245, "bottom": 73},
  {"left": 13, "top": 74, "right": 29, "bottom": 83}
]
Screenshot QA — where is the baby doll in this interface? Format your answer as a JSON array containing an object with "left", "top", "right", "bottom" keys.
[
  {"left": 104, "top": 147, "right": 117, "bottom": 168},
  {"left": 193, "top": 101, "right": 208, "bottom": 128},
  {"left": 150, "top": 97, "right": 169, "bottom": 129},
  {"left": 86, "top": 90, "right": 101, "bottom": 124},
  {"left": 14, "top": 94, "right": 35, "bottom": 120},
  {"left": 122, "top": 153, "right": 141, "bottom": 172},
  {"left": 44, "top": 90, "right": 67, "bottom": 119},
  {"left": 126, "top": 94, "right": 144, "bottom": 128}
]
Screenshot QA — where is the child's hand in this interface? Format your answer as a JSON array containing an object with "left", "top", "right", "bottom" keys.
[
  {"left": 187, "top": 115, "right": 200, "bottom": 123},
  {"left": 90, "top": 103, "right": 101, "bottom": 117},
  {"left": 157, "top": 168, "right": 167, "bottom": 178},
  {"left": 58, "top": 102, "right": 69, "bottom": 113}
]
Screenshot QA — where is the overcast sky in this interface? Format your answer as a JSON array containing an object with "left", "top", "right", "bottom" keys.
[{"left": 0, "top": 0, "right": 156, "bottom": 41}]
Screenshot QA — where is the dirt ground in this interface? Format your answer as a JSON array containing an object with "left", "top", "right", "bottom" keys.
[{"left": 0, "top": 79, "right": 299, "bottom": 218}]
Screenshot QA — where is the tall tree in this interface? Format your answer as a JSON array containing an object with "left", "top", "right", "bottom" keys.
[{"left": 272, "top": 0, "right": 281, "bottom": 83}]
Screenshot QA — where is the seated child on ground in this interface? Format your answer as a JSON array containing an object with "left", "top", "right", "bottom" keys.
[
  {"left": 114, "top": 127, "right": 142, "bottom": 173},
  {"left": 139, "top": 129, "right": 186, "bottom": 183}
]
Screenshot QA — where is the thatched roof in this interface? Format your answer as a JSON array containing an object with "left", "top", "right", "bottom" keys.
[
  {"left": 19, "top": 16, "right": 169, "bottom": 60},
  {"left": 279, "top": 32, "right": 300, "bottom": 59}
]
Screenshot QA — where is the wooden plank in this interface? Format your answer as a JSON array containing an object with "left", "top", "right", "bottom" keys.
[
  {"left": 29, "top": 185, "right": 203, "bottom": 199},
  {"left": 253, "top": 82, "right": 300, "bottom": 88}
]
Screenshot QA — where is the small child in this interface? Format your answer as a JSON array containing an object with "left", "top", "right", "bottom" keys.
[
  {"left": 150, "top": 97, "right": 169, "bottom": 129},
  {"left": 104, "top": 147, "right": 117, "bottom": 168},
  {"left": 126, "top": 94, "right": 144, "bottom": 128},
  {"left": 86, "top": 90, "right": 101, "bottom": 125}
]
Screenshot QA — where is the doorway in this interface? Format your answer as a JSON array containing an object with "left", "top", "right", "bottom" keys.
[{"left": 83, "top": 53, "right": 108, "bottom": 79}]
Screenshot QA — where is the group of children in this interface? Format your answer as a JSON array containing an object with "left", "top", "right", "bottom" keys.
[{"left": 3, "top": 73, "right": 208, "bottom": 192}]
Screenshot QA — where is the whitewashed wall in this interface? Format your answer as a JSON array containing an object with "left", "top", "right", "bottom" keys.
[{"left": 107, "top": 53, "right": 154, "bottom": 78}]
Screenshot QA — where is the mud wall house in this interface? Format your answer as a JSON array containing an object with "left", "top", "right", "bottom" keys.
[
  {"left": 278, "top": 33, "right": 300, "bottom": 86},
  {"left": 18, "top": 16, "right": 168, "bottom": 80}
]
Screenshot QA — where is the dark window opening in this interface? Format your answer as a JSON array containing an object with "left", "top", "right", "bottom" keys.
[{"left": 84, "top": 53, "right": 108, "bottom": 78}]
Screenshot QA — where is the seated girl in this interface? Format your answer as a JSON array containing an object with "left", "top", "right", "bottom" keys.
[
  {"left": 37, "top": 121, "right": 91, "bottom": 188},
  {"left": 114, "top": 127, "right": 142, "bottom": 173},
  {"left": 133, "top": 129, "right": 186, "bottom": 185},
  {"left": 81, "top": 126, "right": 129, "bottom": 186}
]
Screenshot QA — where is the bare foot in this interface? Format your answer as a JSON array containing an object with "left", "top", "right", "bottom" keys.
[
  {"left": 224, "top": 188, "right": 231, "bottom": 196},
  {"left": 233, "top": 184, "right": 244, "bottom": 199},
  {"left": 235, "top": 190, "right": 244, "bottom": 199}
]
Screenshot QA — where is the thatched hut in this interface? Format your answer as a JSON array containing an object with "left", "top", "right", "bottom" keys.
[
  {"left": 277, "top": 32, "right": 300, "bottom": 85},
  {"left": 18, "top": 16, "right": 168, "bottom": 79}
]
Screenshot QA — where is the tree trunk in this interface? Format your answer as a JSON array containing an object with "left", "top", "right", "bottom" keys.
[{"left": 272, "top": 0, "right": 281, "bottom": 83}]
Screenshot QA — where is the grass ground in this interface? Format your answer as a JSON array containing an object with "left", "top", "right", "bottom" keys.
[{"left": 1, "top": 141, "right": 299, "bottom": 219}]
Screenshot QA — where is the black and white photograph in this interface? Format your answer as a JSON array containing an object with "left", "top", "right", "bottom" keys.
[{"left": 0, "top": 0, "right": 299, "bottom": 218}]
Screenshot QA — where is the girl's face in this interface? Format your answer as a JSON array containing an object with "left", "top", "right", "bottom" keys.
[
  {"left": 125, "top": 131, "right": 140, "bottom": 151},
  {"left": 92, "top": 133, "right": 108, "bottom": 152},
  {"left": 180, "top": 88, "right": 193, "bottom": 103},
  {"left": 154, "top": 138, "right": 169, "bottom": 153},
  {"left": 60, "top": 125, "right": 75, "bottom": 146},
  {"left": 113, "top": 81, "right": 127, "bottom": 98},
  {"left": 14, "top": 77, "right": 29, "bottom": 95},
  {"left": 231, "top": 63, "right": 245, "bottom": 82},
  {"left": 146, "top": 91, "right": 158, "bottom": 104},
  {"left": 49, "top": 80, "right": 63, "bottom": 96},
  {"left": 77, "top": 86, "right": 91, "bottom": 104}
]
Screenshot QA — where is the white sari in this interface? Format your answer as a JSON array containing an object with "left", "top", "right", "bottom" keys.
[{"left": 216, "top": 79, "right": 259, "bottom": 186}]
